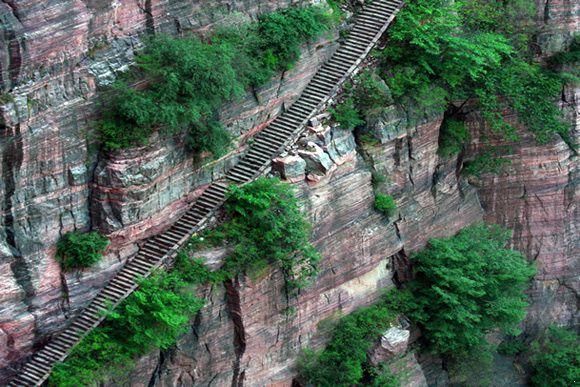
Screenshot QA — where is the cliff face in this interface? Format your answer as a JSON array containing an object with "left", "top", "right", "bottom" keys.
[
  {"left": 0, "top": 0, "right": 578, "bottom": 384},
  {"left": 0, "top": 0, "right": 334, "bottom": 378},
  {"left": 465, "top": 0, "right": 580, "bottom": 332},
  {"left": 109, "top": 117, "right": 483, "bottom": 386}
]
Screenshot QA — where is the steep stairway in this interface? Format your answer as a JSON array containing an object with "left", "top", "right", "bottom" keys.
[{"left": 9, "top": 0, "right": 404, "bottom": 385}]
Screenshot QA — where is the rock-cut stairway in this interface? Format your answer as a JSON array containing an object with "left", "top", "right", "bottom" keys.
[{"left": 9, "top": 1, "right": 404, "bottom": 385}]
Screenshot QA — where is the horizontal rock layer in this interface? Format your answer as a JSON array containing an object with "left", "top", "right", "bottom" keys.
[
  {"left": 113, "top": 120, "right": 483, "bottom": 386},
  {"left": 0, "top": 0, "right": 334, "bottom": 380}
]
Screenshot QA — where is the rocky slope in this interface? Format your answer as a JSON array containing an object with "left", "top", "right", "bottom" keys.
[{"left": 0, "top": 0, "right": 578, "bottom": 385}]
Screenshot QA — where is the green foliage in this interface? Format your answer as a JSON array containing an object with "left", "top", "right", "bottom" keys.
[
  {"left": 529, "top": 326, "right": 580, "bottom": 387},
  {"left": 298, "top": 301, "right": 397, "bottom": 386},
  {"left": 371, "top": 171, "right": 387, "bottom": 189},
  {"left": 374, "top": 194, "right": 397, "bottom": 217},
  {"left": 99, "top": 5, "right": 333, "bottom": 152},
  {"left": 107, "top": 271, "right": 204, "bottom": 352},
  {"left": 438, "top": 119, "right": 470, "bottom": 157},
  {"left": 0, "top": 93, "right": 14, "bottom": 104},
  {"left": 476, "top": 60, "right": 569, "bottom": 143},
  {"left": 358, "top": 132, "right": 381, "bottom": 145},
  {"left": 257, "top": 6, "right": 332, "bottom": 73},
  {"left": 50, "top": 254, "right": 205, "bottom": 386},
  {"left": 394, "top": 224, "right": 535, "bottom": 356},
  {"left": 353, "top": 70, "right": 393, "bottom": 113},
  {"left": 220, "top": 178, "right": 320, "bottom": 292},
  {"left": 56, "top": 231, "right": 109, "bottom": 271},
  {"left": 497, "top": 336, "right": 526, "bottom": 356},
  {"left": 547, "top": 35, "right": 580, "bottom": 68},
  {"left": 49, "top": 328, "right": 133, "bottom": 387},
  {"left": 369, "top": 363, "right": 400, "bottom": 387},
  {"left": 463, "top": 151, "right": 510, "bottom": 177},
  {"left": 375, "top": 0, "right": 569, "bottom": 143},
  {"left": 330, "top": 97, "right": 365, "bottom": 129}
]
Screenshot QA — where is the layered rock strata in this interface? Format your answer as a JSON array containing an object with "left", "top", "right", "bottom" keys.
[
  {"left": 109, "top": 119, "right": 483, "bottom": 385},
  {"left": 0, "top": 0, "right": 335, "bottom": 378}
]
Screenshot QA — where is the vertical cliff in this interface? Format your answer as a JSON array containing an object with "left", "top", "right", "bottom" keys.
[
  {"left": 0, "top": 0, "right": 577, "bottom": 384},
  {"left": 465, "top": 0, "right": 579, "bottom": 332},
  {"left": 0, "top": 0, "right": 336, "bottom": 378}
]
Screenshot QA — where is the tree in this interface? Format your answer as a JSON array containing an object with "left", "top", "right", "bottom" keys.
[
  {"left": 400, "top": 224, "right": 536, "bottom": 355},
  {"left": 529, "top": 326, "right": 580, "bottom": 386},
  {"left": 221, "top": 178, "right": 320, "bottom": 292},
  {"left": 56, "top": 231, "right": 109, "bottom": 271}
]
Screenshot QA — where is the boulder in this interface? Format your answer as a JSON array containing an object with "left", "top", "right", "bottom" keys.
[
  {"left": 298, "top": 142, "right": 335, "bottom": 174},
  {"left": 272, "top": 155, "right": 307, "bottom": 182}
]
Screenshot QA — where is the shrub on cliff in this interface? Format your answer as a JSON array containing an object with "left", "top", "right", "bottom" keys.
[
  {"left": 367, "top": 0, "right": 570, "bottom": 144},
  {"left": 438, "top": 119, "right": 470, "bottom": 157},
  {"left": 330, "top": 97, "right": 365, "bottom": 129},
  {"left": 391, "top": 224, "right": 536, "bottom": 356},
  {"left": 374, "top": 194, "right": 397, "bottom": 218},
  {"left": 257, "top": 6, "right": 332, "bottom": 73},
  {"left": 49, "top": 253, "right": 205, "bottom": 386},
  {"left": 298, "top": 300, "right": 398, "bottom": 386},
  {"left": 99, "top": 5, "right": 333, "bottom": 153},
  {"left": 56, "top": 231, "right": 109, "bottom": 271},
  {"left": 528, "top": 326, "right": 580, "bottom": 386},
  {"left": 219, "top": 177, "right": 320, "bottom": 292}
]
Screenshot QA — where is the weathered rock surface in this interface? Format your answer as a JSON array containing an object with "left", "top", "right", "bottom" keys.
[
  {"left": 0, "top": 0, "right": 336, "bottom": 378},
  {"left": 0, "top": 0, "right": 577, "bottom": 384},
  {"left": 109, "top": 119, "right": 483, "bottom": 386},
  {"left": 465, "top": 107, "right": 579, "bottom": 332},
  {"left": 368, "top": 323, "right": 411, "bottom": 366}
]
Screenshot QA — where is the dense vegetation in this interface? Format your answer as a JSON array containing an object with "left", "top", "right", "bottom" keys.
[
  {"left": 299, "top": 223, "right": 535, "bottom": 386},
  {"left": 381, "top": 0, "right": 569, "bottom": 143},
  {"left": 391, "top": 224, "right": 535, "bottom": 356},
  {"left": 374, "top": 194, "right": 397, "bottom": 218},
  {"left": 528, "top": 326, "right": 580, "bottom": 386},
  {"left": 50, "top": 178, "right": 319, "bottom": 385},
  {"left": 298, "top": 300, "right": 398, "bottom": 386},
  {"left": 56, "top": 231, "right": 109, "bottom": 271},
  {"left": 49, "top": 253, "right": 207, "bottom": 386},
  {"left": 334, "top": 0, "right": 574, "bottom": 158},
  {"left": 99, "top": 5, "right": 334, "bottom": 153},
  {"left": 218, "top": 178, "right": 320, "bottom": 292}
]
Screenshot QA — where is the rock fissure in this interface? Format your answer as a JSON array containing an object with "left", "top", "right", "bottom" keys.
[{"left": 224, "top": 278, "right": 247, "bottom": 387}]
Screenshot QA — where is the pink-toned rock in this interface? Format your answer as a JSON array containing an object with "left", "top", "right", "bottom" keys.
[
  {"left": 108, "top": 110, "right": 484, "bottom": 386},
  {"left": 0, "top": 0, "right": 337, "bottom": 379},
  {"left": 273, "top": 155, "right": 307, "bottom": 183},
  {"left": 465, "top": 108, "right": 579, "bottom": 331},
  {"left": 368, "top": 325, "right": 411, "bottom": 366}
]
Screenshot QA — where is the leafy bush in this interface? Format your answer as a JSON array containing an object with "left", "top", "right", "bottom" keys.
[
  {"left": 529, "top": 326, "right": 580, "bottom": 387},
  {"left": 373, "top": 0, "right": 569, "bottom": 143},
  {"left": 330, "top": 97, "right": 365, "bottom": 129},
  {"left": 547, "top": 35, "right": 580, "bottom": 68},
  {"left": 497, "top": 336, "right": 526, "bottom": 356},
  {"left": 371, "top": 171, "right": 387, "bottom": 188},
  {"left": 353, "top": 70, "right": 393, "bottom": 113},
  {"left": 374, "top": 194, "right": 397, "bottom": 217},
  {"left": 56, "top": 231, "right": 109, "bottom": 271},
  {"left": 392, "top": 224, "right": 535, "bottom": 356},
  {"left": 220, "top": 178, "right": 320, "bottom": 292},
  {"left": 107, "top": 272, "right": 204, "bottom": 352},
  {"left": 298, "top": 301, "right": 397, "bottom": 386},
  {"left": 463, "top": 151, "right": 510, "bottom": 177},
  {"left": 99, "top": 5, "right": 333, "bottom": 152},
  {"left": 50, "top": 253, "right": 205, "bottom": 386},
  {"left": 257, "top": 6, "right": 332, "bottom": 73},
  {"left": 438, "top": 119, "right": 470, "bottom": 157}
]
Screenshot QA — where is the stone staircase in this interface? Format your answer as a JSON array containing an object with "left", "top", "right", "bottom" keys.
[{"left": 9, "top": 0, "right": 404, "bottom": 385}]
